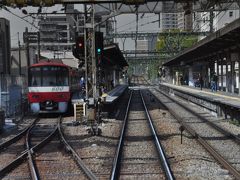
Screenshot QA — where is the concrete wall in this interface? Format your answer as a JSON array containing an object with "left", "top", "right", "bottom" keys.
[{"left": 11, "top": 47, "right": 37, "bottom": 76}]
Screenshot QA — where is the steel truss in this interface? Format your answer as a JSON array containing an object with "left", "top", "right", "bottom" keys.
[
  {"left": 106, "top": 31, "right": 209, "bottom": 39},
  {"left": 126, "top": 56, "right": 166, "bottom": 62},
  {"left": 1, "top": 1, "right": 240, "bottom": 13}
]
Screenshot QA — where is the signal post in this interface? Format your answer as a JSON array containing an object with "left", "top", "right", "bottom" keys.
[{"left": 72, "top": 4, "right": 104, "bottom": 135}]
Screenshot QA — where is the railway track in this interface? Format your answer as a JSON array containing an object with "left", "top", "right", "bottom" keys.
[
  {"left": 0, "top": 117, "right": 38, "bottom": 177},
  {"left": 150, "top": 87, "right": 240, "bottom": 179},
  {"left": 0, "top": 116, "right": 38, "bottom": 148},
  {"left": 111, "top": 89, "right": 174, "bottom": 179},
  {"left": 130, "top": 75, "right": 240, "bottom": 178},
  {"left": 0, "top": 117, "right": 58, "bottom": 179},
  {"left": 0, "top": 116, "right": 97, "bottom": 179}
]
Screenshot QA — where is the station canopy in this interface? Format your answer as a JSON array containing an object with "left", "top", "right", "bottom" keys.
[
  {"left": 163, "top": 18, "right": 240, "bottom": 67},
  {"left": 102, "top": 43, "right": 128, "bottom": 69}
]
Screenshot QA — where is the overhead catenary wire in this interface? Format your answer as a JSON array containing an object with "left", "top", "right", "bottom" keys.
[
  {"left": 116, "top": 14, "right": 157, "bottom": 31},
  {"left": 1, "top": 6, "right": 39, "bottom": 30}
]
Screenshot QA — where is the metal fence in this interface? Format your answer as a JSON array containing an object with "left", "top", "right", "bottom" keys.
[{"left": 0, "top": 74, "right": 28, "bottom": 119}]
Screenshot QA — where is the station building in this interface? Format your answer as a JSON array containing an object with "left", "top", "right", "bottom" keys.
[{"left": 162, "top": 17, "right": 240, "bottom": 95}]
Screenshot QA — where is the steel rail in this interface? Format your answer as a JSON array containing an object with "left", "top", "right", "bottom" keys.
[
  {"left": 154, "top": 88, "right": 240, "bottom": 179},
  {"left": 0, "top": 152, "right": 28, "bottom": 178},
  {"left": 57, "top": 117, "right": 97, "bottom": 180},
  {"left": 110, "top": 90, "right": 133, "bottom": 180},
  {"left": 30, "top": 118, "right": 59, "bottom": 153},
  {"left": 0, "top": 117, "right": 59, "bottom": 178},
  {"left": 26, "top": 125, "right": 39, "bottom": 180},
  {"left": 0, "top": 117, "right": 38, "bottom": 151},
  {"left": 156, "top": 88, "right": 240, "bottom": 144},
  {"left": 140, "top": 90, "right": 174, "bottom": 180}
]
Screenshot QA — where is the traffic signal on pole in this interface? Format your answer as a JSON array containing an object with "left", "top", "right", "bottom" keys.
[
  {"left": 76, "top": 36, "right": 85, "bottom": 58},
  {"left": 95, "top": 32, "right": 103, "bottom": 55},
  {"left": 72, "top": 36, "right": 84, "bottom": 59},
  {"left": 95, "top": 32, "right": 103, "bottom": 65}
]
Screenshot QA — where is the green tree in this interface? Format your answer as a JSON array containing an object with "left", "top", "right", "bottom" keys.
[{"left": 156, "top": 29, "right": 198, "bottom": 57}]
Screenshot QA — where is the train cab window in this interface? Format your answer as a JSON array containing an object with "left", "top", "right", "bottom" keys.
[
  {"left": 42, "top": 66, "right": 69, "bottom": 86},
  {"left": 29, "top": 66, "right": 69, "bottom": 87},
  {"left": 29, "top": 67, "right": 41, "bottom": 86}
]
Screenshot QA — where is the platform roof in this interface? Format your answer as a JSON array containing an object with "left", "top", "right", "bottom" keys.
[
  {"left": 163, "top": 18, "right": 240, "bottom": 67},
  {"left": 103, "top": 43, "right": 128, "bottom": 69}
]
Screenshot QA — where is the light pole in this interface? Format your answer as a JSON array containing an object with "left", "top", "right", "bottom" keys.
[{"left": 18, "top": 32, "right": 21, "bottom": 75}]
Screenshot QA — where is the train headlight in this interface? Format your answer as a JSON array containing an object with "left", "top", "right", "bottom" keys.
[{"left": 46, "top": 101, "right": 53, "bottom": 106}]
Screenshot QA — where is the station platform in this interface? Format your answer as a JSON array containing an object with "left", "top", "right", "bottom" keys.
[
  {"left": 101, "top": 84, "right": 128, "bottom": 116},
  {"left": 102, "top": 84, "right": 128, "bottom": 104},
  {"left": 159, "top": 83, "right": 240, "bottom": 121}
]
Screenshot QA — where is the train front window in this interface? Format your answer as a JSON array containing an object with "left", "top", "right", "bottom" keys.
[
  {"left": 29, "top": 67, "right": 41, "bottom": 86},
  {"left": 29, "top": 66, "right": 69, "bottom": 86},
  {"left": 42, "top": 66, "right": 69, "bottom": 86}
]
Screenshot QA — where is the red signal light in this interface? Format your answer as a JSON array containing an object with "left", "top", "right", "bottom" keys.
[{"left": 75, "top": 36, "right": 85, "bottom": 58}]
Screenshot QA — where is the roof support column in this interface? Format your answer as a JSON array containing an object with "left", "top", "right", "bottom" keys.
[
  {"left": 239, "top": 53, "right": 240, "bottom": 95},
  {"left": 202, "top": 61, "right": 208, "bottom": 88},
  {"left": 169, "top": 67, "right": 174, "bottom": 85},
  {"left": 216, "top": 56, "right": 220, "bottom": 92},
  {"left": 231, "top": 56, "right": 235, "bottom": 94},
  {"left": 230, "top": 52, "right": 240, "bottom": 95},
  {"left": 220, "top": 55, "right": 224, "bottom": 91},
  {"left": 231, "top": 48, "right": 240, "bottom": 95},
  {"left": 226, "top": 52, "right": 230, "bottom": 93}
]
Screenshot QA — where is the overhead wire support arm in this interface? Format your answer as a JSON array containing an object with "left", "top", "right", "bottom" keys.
[
  {"left": 135, "top": 4, "right": 139, "bottom": 58},
  {"left": 0, "top": 0, "right": 174, "bottom": 7},
  {"left": 106, "top": 32, "right": 210, "bottom": 39}
]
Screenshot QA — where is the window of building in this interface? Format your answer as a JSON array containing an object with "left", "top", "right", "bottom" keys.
[
  {"left": 59, "top": 32, "right": 68, "bottom": 37},
  {"left": 229, "top": 11, "right": 233, "bottom": 17},
  {"left": 57, "top": 25, "right": 68, "bottom": 30}
]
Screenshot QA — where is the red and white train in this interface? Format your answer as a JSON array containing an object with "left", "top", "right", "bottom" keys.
[{"left": 28, "top": 60, "right": 80, "bottom": 113}]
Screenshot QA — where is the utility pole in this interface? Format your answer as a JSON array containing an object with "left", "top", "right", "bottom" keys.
[
  {"left": 37, "top": 31, "right": 40, "bottom": 61},
  {"left": 25, "top": 27, "right": 30, "bottom": 68},
  {"left": 84, "top": 4, "right": 97, "bottom": 99},
  {"left": 84, "top": 4, "right": 102, "bottom": 135},
  {"left": 84, "top": 5, "right": 88, "bottom": 100},
  {"left": 135, "top": 5, "right": 139, "bottom": 58},
  {"left": 18, "top": 32, "right": 21, "bottom": 75},
  {"left": 92, "top": 5, "right": 97, "bottom": 98},
  {"left": 0, "top": 74, "right": 1, "bottom": 107}
]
